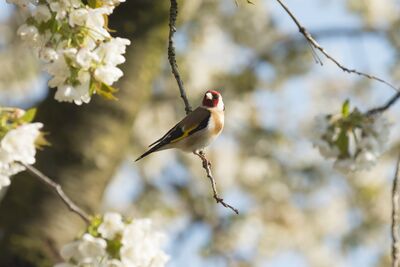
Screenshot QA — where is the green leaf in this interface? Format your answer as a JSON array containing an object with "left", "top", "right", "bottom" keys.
[
  {"left": 102, "top": 83, "right": 118, "bottom": 94},
  {"left": 335, "top": 128, "right": 349, "bottom": 158},
  {"left": 106, "top": 236, "right": 122, "bottom": 259},
  {"left": 20, "top": 108, "right": 37, "bottom": 123},
  {"left": 97, "top": 83, "right": 118, "bottom": 101},
  {"left": 87, "top": 216, "right": 102, "bottom": 237},
  {"left": 88, "top": 0, "right": 101, "bottom": 8},
  {"left": 35, "top": 132, "right": 51, "bottom": 149},
  {"left": 89, "top": 79, "right": 98, "bottom": 96},
  {"left": 342, "top": 99, "right": 350, "bottom": 118}
]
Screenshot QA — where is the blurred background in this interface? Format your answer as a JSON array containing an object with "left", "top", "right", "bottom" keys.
[{"left": 0, "top": 0, "right": 400, "bottom": 266}]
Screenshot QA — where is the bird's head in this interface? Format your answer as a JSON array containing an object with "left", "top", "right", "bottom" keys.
[{"left": 202, "top": 90, "right": 224, "bottom": 111}]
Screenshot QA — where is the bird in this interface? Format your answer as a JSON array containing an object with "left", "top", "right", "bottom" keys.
[{"left": 135, "top": 90, "right": 225, "bottom": 161}]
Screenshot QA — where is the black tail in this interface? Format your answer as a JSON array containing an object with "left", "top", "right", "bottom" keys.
[{"left": 135, "top": 143, "right": 163, "bottom": 161}]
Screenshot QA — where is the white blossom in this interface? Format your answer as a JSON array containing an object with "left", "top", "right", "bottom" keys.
[
  {"left": 54, "top": 72, "right": 91, "bottom": 105},
  {"left": 0, "top": 122, "right": 42, "bottom": 191},
  {"left": 0, "top": 123, "right": 42, "bottom": 165},
  {"left": 17, "top": 24, "right": 39, "bottom": 43},
  {"left": 101, "top": 0, "right": 126, "bottom": 6},
  {"left": 312, "top": 110, "right": 391, "bottom": 173},
  {"left": 98, "top": 212, "right": 124, "bottom": 239},
  {"left": 86, "top": 8, "right": 112, "bottom": 40},
  {"left": 94, "top": 65, "right": 123, "bottom": 86},
  {"left": 102, "top": 259, "right": 123, "bottom": 267},
  {"left": 7, "top": 0, "right": 130, "bottom": 105},
  {"left": 69, "top": 8, "right": 89, "bottom": 27},
  {"left": 311, "top": 115, "right": 340, "bottom": 158},
  {"left": 333, "top": 159, "right": 356, "bottom": 173},
  {"left": 55, "top": 214, "right": 169, "bottom": 267},
  {"left": 48, "top": 2, "right": 67, "bottom": 20},
  {"left": 78, "top": 234, "right": 107, "bottom": 260},
  {"left": 0, "top": 175, "right": 11, "bottom": 189},
  {"left": 33, "top": 5, "right": 52, "bottom": 23},
  {"left": 95, "top": 37, "right": 131, "bottom": 66},
  {"left": 121, "top": 219, "right": 169, "bottom": 267},
  {"left": 76, "top": 47, "right": 99, "bottom": 69},
  {"left": 44, "top": 55, "right": 70, "bottom": 88},
  {"left": 39, "top": 48, "right": 59, "bottom": 63},
  {"left": 59, "top": 234, "right": 107, "bottom": 266},
  {"left": 5, "top": 0, "right": 35, "bottom": 8}
]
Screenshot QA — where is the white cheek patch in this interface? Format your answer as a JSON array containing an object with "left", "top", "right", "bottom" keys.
[
  {"left": 217, "top": 98, "right": 224, "bottom": 111},
  {"left": 206, "top": 92, "right": 213, "bottom": 100}
]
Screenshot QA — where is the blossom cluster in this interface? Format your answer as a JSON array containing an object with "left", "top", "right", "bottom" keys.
[
  {"left": 55, "top": 212, "right": 169, "bottom": 267},
  {"left": 0, "top": 108, "right": 43, "bottom": 190},
  {"left": 312, "top": 100, "right": 390, "bottom": 173},
  {"left": 6, "top": 0, "right": 130, "bottom": 105}
]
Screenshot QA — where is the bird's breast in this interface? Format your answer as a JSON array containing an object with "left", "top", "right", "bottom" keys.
[{"left": 210, "top": 110, "right": 224, "bottom": 135}]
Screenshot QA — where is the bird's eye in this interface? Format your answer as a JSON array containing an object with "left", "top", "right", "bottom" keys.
[{"left": 213, "top": 94, "right": 218, "bottom": 99}]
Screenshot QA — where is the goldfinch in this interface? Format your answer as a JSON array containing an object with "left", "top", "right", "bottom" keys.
[{"left": 135, "top": 90, "right": 225, "bottom": 161}]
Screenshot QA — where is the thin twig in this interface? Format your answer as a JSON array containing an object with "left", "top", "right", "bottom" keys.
[
  {"left": 274, "top": 0, "right": 399, "bottom": 93},
  {"left": 168, "top": 0, "right": 192, "bottom": 114},
  {"left": 21, "top": 163, "right": 91, "bottom": 224},
  {"left": 194, "top": 151, "right": 239, "bottom": 214},
  {"left": 392, "top": 154, "right": 400, "bottom": 267},
  {"left": 167, "top": 0, "right": 239, "bottom": 214},
  {"left": 366, "top": 92, "right": 400, "bottom": 116}
]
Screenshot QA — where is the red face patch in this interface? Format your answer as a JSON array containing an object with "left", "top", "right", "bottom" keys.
[{"left": 202, "top": 90, "right": 220, "bottom": 108}]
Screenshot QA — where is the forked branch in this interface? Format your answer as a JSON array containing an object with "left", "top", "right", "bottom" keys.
[{"left": 274, "top": 0, "right": 399, "bottom": 93}]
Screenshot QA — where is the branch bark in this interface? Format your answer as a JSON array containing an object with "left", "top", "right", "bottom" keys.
[
  {"left": 194, "top": 151, "right": 239, "bottom": 214},
  {"left": 366, "top": 92, "right": 400, "bottom": 116},
  {"left": 393, "top": 154, "right": 400, "bottom": 267},
  {"left": 274, "top": 0, "right": 399, "bottom": 93},
  {"left": 22, "top": 163, "right": 91, "bottom": 224},
  {"left": 168, "top": 0, "right": 192, "bottom": 114}
]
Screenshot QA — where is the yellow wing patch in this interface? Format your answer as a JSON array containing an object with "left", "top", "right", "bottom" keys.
[{"left": 170, "top": 125, "right": 197, "bottom": 144}]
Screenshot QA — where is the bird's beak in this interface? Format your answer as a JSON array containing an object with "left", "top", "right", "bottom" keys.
[{"left": 206, "top": 92, "right": 212, "bottom": 100}]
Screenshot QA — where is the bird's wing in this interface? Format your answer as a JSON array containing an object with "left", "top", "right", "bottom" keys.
[{"left": 149, "top": 107, "right": 211, "bottom": 147}]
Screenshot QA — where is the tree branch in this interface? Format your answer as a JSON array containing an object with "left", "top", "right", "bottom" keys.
[
  {"left": 366, "top": 92, "right": 400, "bottom": 116},
  {"left": 275, "top": 27, "right": 384, "bottom": 49},
  {"left": 168, "top": 0, "right": 192, "bottom": 114},
  {"left": 21, "top": 163, "right": 91, "bottom": 224},
  {"left": 194, "top": 151, "right": 239, "bottom": 214},
  {"left": 392, "top": 154, "right": 400, "bottom": 267},
  {"left": 167, "top": 0, "right": 239, "bottom": 214},
  {"left": 274, "top": 0, "right": 399, "bottom": 93}
]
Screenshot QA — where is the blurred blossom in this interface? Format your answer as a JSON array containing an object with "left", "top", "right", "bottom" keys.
[
  {"left": 212, "top": 138, "right": 239, "bottom": 188},
  {"left": 185, "top": 22, "right": 252, "bottom": 91},
  {"left": 312, "top": 101, "right": 391, "bottom": 173},
  {"left": 240, "top": 157, "right": 270, "bottom": 185},
  {"left": 348, "top": 0, "right": 398, "bottom": 26},
  {"left": 56, "top": 212, "right": 169, "bottom": 267},
  {"left": 312, "top": 194, "right": 349, "bottom": 236}
]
